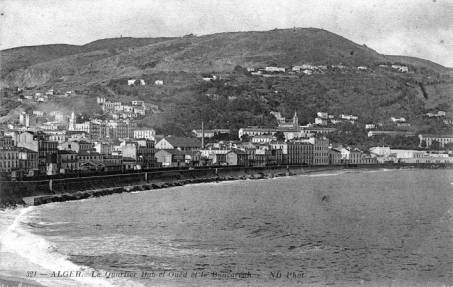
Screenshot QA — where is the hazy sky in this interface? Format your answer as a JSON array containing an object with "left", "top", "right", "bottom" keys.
[{"left": 1, "top": 0, "right": 452, "bottom": 66}]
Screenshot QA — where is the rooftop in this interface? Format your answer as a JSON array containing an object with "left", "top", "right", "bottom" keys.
[
  {"left": 156, "top": 149, "right": 186, "bottom": 156},
  {"left": 162, "top": 137, "right": 201, "bottom": 148}
]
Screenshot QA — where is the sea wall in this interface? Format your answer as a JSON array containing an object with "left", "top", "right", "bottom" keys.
[{"left": 0, "top": 163, "right": 450, "bottom": 208}]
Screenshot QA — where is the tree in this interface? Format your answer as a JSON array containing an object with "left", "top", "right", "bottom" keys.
[
  {"left": 444, "top": 142, "right": 453, "bottom": 151},
  {"left": 430, "top": 140, "right": 441, "bottom": 150},
  {"left": 275, "top": 131, "right": 285, "bottom": 142},
  {"left": 420, "top": 140, "right": 427, "bottom": 149},
  {"left": 241, "top": 134, "right": 251, "bottom": 142}
]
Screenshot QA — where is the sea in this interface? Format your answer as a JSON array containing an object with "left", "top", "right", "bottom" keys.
[{"left": 0, "top": 168, "right": 452, "bottom": 287}]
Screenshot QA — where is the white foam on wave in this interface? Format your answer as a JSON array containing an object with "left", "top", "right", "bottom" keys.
[
  {"left": 0, "top": 207, "right": 145, "bottom": 287},
  {"left": 304, "top": 171, "right": 346, "bottom": 177}
]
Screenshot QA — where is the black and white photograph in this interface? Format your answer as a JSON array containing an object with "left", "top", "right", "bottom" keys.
[{"left": 0, "top": 0, "right": 452, "bottom": 286}]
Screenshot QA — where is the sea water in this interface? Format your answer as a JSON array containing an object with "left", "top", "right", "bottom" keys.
[{"left": 0, "top": 169, "right": 452, "bottom": 286}]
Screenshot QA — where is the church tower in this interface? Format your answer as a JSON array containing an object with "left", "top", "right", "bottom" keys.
[
  {"left": 292, "top": 111, "right": 299, "bottom": 130},
  {"left": 69, "top": 111, "right": 75, "bottom": 131}
]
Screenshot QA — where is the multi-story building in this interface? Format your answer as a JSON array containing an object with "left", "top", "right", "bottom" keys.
[
  {"left": 0, "top": 135, "right": 14, "bottom": 147},
  {"left": 77, "top": 151, "right": 104, "bottom": 172},
  {"left": 44, "top": 131, "right": 66, "bottom": 143},
  {"left": 60, "top": 141, "right": 94, "bottom": 153},
  {"left": 0, "top": 147, "right": 19, "bottom": 173},
  {"left": 340, "top": 148, "right": 362, "bottom": 164},
  {"left": 133, "top": 129, "right": 156, "bottom": 140},
  {"left": 108, "top": 120, "right": 137, "bottom": 139},
  {"left": 57, "top": 150, "right": 79, "bottom": 173},
  {"left": 121, "top": 139, "right": 155, "bottom": 169},
  {"left": 155, "top": 149, "right": 186, "bottom": 167},
  {"left": 251, "top": 135, "right": 277, "bottom": 144},
  {"left": 328, "top": 148, "right": 342, "bottom": 165},
  {"left": 418, "top": 134, "right": 453, "bottom": 148},
  {"left": 16, "top": 132, "right": 58, "bottom": 174},
  {"left": 286, "top": 141, "right": 313, "bottom": 165},
  {"left": 340, "top": 148, "right": 377, "bottom": 165},
  {"left": 18, "top": 147, "right": 39, "bottom": 176},
  {"left": 238, "top": 127, "right": 276, "bottom": 139},
  {"left": 94, "top": 142, "right": 113, "bottom": 155},
  {"left": 310, "top": 136, "right": 329, "bottom": 166},
  {"left": 248, "top": 146, "right": 283, "bottom": 167},
  {"left": 103, "top": 155, "right": 123, "bottom": 172},
  {"left": 0, "top": 146, "right": 39, "bottom": 176},
  {"left": 200, "top": 149, "right": 229, "bottom": 165}
]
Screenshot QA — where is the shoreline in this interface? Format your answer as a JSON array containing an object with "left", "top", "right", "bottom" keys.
[
  {"left": 1, "top": 168, "right": 451, "bottom": 287},
  {"left": 0, "top": 164, "right": 451, "bottom": 209},
  {"left": 0, "top": 276, "right": 45, "bottom": 287}
]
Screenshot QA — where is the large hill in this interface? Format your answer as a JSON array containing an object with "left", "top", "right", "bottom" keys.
[
  {"left": 2, "top": 28, "right": 451, "bottom": 88},
  {"left": 0, "top": 28, "right": 452, "bottom": 136}
]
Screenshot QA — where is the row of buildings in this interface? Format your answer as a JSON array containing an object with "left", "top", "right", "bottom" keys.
[
  {"left": 246, "top": 63, "right": 409, "bottom": 77},
  {"left": 96, "top": 98, "right": 147, "bottom": 119},
  {"left": 0, "top": 126, "right": 383, "bottom": 179}
]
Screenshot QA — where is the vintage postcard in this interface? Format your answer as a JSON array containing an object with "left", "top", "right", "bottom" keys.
[{"left": 0, "top": 0, "right": 452, "bottom": 286}]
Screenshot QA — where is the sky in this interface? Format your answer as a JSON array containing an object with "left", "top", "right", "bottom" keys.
[{"left": 1, "top": 0, "right": 452, "bottom": 67}]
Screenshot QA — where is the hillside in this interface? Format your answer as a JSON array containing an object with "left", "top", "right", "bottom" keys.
[
  {"left": 0, "top": 37, "right": 175, "bottom": 84},
  {"left": 3, "top": 28, "right": 451, "bottom": 88},
  {"left": 385, "top": 55, "right": 453, "bottom": 75},
  {"left": 0, "top": 28, "right": 452, "bottom": 136}
]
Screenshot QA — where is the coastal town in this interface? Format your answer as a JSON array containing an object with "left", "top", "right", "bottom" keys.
[
  {"left": 0, "top": 77, "right": 452, "bottom": 180},
  {"left": 2, "top": 2, "right": 453, "bottom": 287}
]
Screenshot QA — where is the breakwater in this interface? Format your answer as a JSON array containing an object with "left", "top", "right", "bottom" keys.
[{"left": 0, "top": 163, "right": 450, "bottom": 208}]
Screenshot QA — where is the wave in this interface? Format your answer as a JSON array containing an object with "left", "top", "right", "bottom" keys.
[
  {"left": 304, "top": 171, "right": 346, "bottom": 177},
  {"left": 0, "top": 207, "right": 144, "bottom": 287}
]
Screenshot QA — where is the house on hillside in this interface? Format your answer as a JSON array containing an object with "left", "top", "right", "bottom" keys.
[
  {"left": 127, "top": 79, "right": 146, "bottom": 86},
  {"left": 265, "top": 67, "right": 285, "bottom": 73}
]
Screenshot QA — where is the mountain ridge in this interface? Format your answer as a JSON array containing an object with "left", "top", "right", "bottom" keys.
[
  {"left": 1, "top": 28, "right": 451, "bottom": 89},
  {"left": 0, "top": 27, "right": 451, "bottom": 136}
]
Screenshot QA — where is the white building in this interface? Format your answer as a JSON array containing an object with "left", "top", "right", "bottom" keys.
[
  {"left": 418, "top": 134, "right": 453, "bottom": 148},
  {"left": 340, "top": 114, "right": 358, "bottom": 121},
  {"left": 32, "top": 110, "right": 45, "bottom": 117},
  {"left": 315, "top": 118, "right": 328, "bottom": 126},
  {"left": 131, "top": 100, "right": 145, "bottom": 107},
  {"left": 251, "top": 135, "right": 276, "bottom": 144},
  {"left": 265, "top": 67, "right": 285, "bottom": 73},
  {"left": 154, "top": 80, "right": 164, "bottom": 85},
  {"left": 238, "top": 127, "right": 276, "bottom": 139},
  {"left": 133, "top": 129, "right": 156, "bottom": 140},
  {"left": 391, "top": 65, "right": 409, "bottom": 73},
  {"left": 391, "top": 117, "right": 406, "bottom": 123}
]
